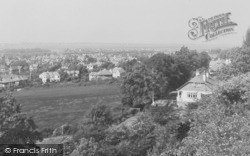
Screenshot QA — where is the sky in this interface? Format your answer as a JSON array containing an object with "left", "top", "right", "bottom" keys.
[{"left": 0, "top": 0, "right": 249, "bottom": 47}]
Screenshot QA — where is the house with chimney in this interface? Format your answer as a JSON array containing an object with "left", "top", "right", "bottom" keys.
[{"left": 174, "top": 70, "right": 219, "bottom": 108}]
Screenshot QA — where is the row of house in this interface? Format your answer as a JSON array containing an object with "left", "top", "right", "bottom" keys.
[
  {"left": 38, "top": 70, "right": 80, "bottom": 84},
  {"left": 66, "top": 70, "right": 79, "bottom": 77},
  {"left": 38, "top": 66, "right": 125, "bottom": 84},
  {"left": 89, "top": 67, "right": 125, "bottom": 81}
]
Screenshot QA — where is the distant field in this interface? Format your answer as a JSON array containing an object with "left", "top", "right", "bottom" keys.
[{"left": 14, "top": 85, "right": 121, "bottom": 130}]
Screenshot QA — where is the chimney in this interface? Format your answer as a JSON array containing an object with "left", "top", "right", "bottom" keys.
[{"left": 195, "top": 69, "right": 200, "bottom": 76}]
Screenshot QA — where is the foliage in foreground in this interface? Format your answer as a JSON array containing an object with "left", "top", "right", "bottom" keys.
[
  {"left": 0, "top": 92, "right": 42, "bottom": 144},
  {"left": 173, "top": 73, "right": 250, "bottom": 156}
]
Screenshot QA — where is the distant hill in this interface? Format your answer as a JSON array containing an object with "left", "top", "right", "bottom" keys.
[{"left": 0, "top": 42, "right": 236, "bottom": 51}]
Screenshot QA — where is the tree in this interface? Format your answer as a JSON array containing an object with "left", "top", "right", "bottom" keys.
[
  {"left": 217, "top": 47, "right": 239, "bottom": 60},
  {"left": 146, "top": 53, "right": 181, "bottom": 95},
  {"left": 197, "top": 51, "right": 211, "bottom": 69},
  {"left": 71, "top": 105, "right": 115, "bottom": 156},
  {"left": 216, "top": 72, "right": 250, "bottom": 114},
  {"left": 149, "top": 102, "right": 179, "bottom": 125},
  {"left": 70, "top": 137, "right": 101, "bottom": 156},
  {"left": 68, "top": 63, "right": 78, "bottom": 71},
  {"left": 175, "top": 73, "right": 250, "bottom": 156},
  {"left": 0, "top": 92, "right": 42, "bottom": 144},
  {"left": 88, "top": 105, "right": 113, "bottom": 126},
  {"left": 215, "top": 64, "right": 239, "bottom": 81},
  {"left": 49, "top": 63, "right": 61, "bottom": 71},
  {"left": 105, "top": 112, "right": 157, "bottom": 156},
  {"left": 231, "top": 46, "right": 250, "bottom": 74},
  {"left": 121, "top": 65, "right": 160, "bottom": 108},
  {"left": 58, "top": 70, "right": 69, "bottom": 82},
  {"left": 86, "top": 55, "right": 97, "bottom": 63},
  {"left": 11, "top": 60, "right": 29, "bottom": 68},
  {"left": 119, "top": 59, "right": 139, "bottom": 72},
  {"left": 100, "top": 62, "right": 115, "bottom": 70},
  {"left": 78, "top": 65, "right": 89, "bottom": 81},
  {"left": 177, "top": 111, "right": 250, "bottom": 156},
  {"left": 173, "top": 47, "right": 211, "bottom": 85},
  {"left": 73, "top": 104, "right": 114, "bottom": 143}
]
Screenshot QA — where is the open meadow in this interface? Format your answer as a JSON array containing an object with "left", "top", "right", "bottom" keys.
[{"left": 14, "top": 85, "right": 121, "bottom": 130}]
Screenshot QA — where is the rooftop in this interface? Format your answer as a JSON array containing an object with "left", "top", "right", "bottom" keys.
[{"left": 177, "top": 73, "right": 220, "bottom": 92}]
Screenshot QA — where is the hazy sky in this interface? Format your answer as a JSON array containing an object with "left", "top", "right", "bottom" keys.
[{"left": 0, "top": 0, "right": 249, "bottom": 46}]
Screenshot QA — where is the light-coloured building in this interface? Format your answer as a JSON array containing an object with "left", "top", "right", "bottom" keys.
[
  {"left": 89, "top": 72, "right": 98, "bottom": 81},
  {"left": 29, "top": 64, "right": 38, "bottom": 71},
  {"left": 39, "top": 72, "right": 60, "bottom": 84},
  {"left": 111, "top": 67, "right": 125, "bottom": 78},
  {"left": 49, "top": 72, "right": 60, "bottom": 82},
  {"left": 87, "top": 64, "right": 94, "bottom": 71},
  {"left": 39, "top": 72, "right": 49, "bottom": 83},
  {"left": 66, "top": 70, "right": 79, "bottom": 77},
  {"left": 174, "top": 71, "right": 219, "bottom": 108}
]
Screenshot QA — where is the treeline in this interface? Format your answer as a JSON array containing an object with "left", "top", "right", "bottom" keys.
[
  {"left": 214, "top": 28, "right": 250, "bottom": 80},
  {"left": 0, "top": 48, "right": 51, "bottom": 55},
  {"left": 215, "top": 45, "right": 250, "bottom": 80}
]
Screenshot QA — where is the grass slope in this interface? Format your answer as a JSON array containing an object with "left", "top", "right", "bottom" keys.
[{"left": 14, "top": 85, "right": 121, "bottom": 129}]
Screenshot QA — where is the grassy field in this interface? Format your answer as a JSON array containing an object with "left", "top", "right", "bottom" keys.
[{"left": 14, "top": 85, "right": 121, "bottom": 130}]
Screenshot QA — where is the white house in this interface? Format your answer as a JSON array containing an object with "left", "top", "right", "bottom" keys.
[
  {"left": 89, "top": 72, "right": 98, "bottom": 81},
  {"left": 49, "top": 72, "right": 60, "bottom": 82},
  {"left": 87, "top": 64, "right": 94, "bottom": 71},
  {"left": 111, "top": 67, "right": 125, "bottom": 78},
  {"left": 39, "top": 72, "right": 50, "bottom": 83},
  {"left": 39, "top": 72, "right": 60, "bottom": 84},
  {"left": 174, "top": 71, "right": 219, "bottom": 108},
  {"left": 29, "top": 64, "right": 38, "bottom": 71},
  {"left": 66, "top": 70, "right": 79, "bottom": 77}
]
